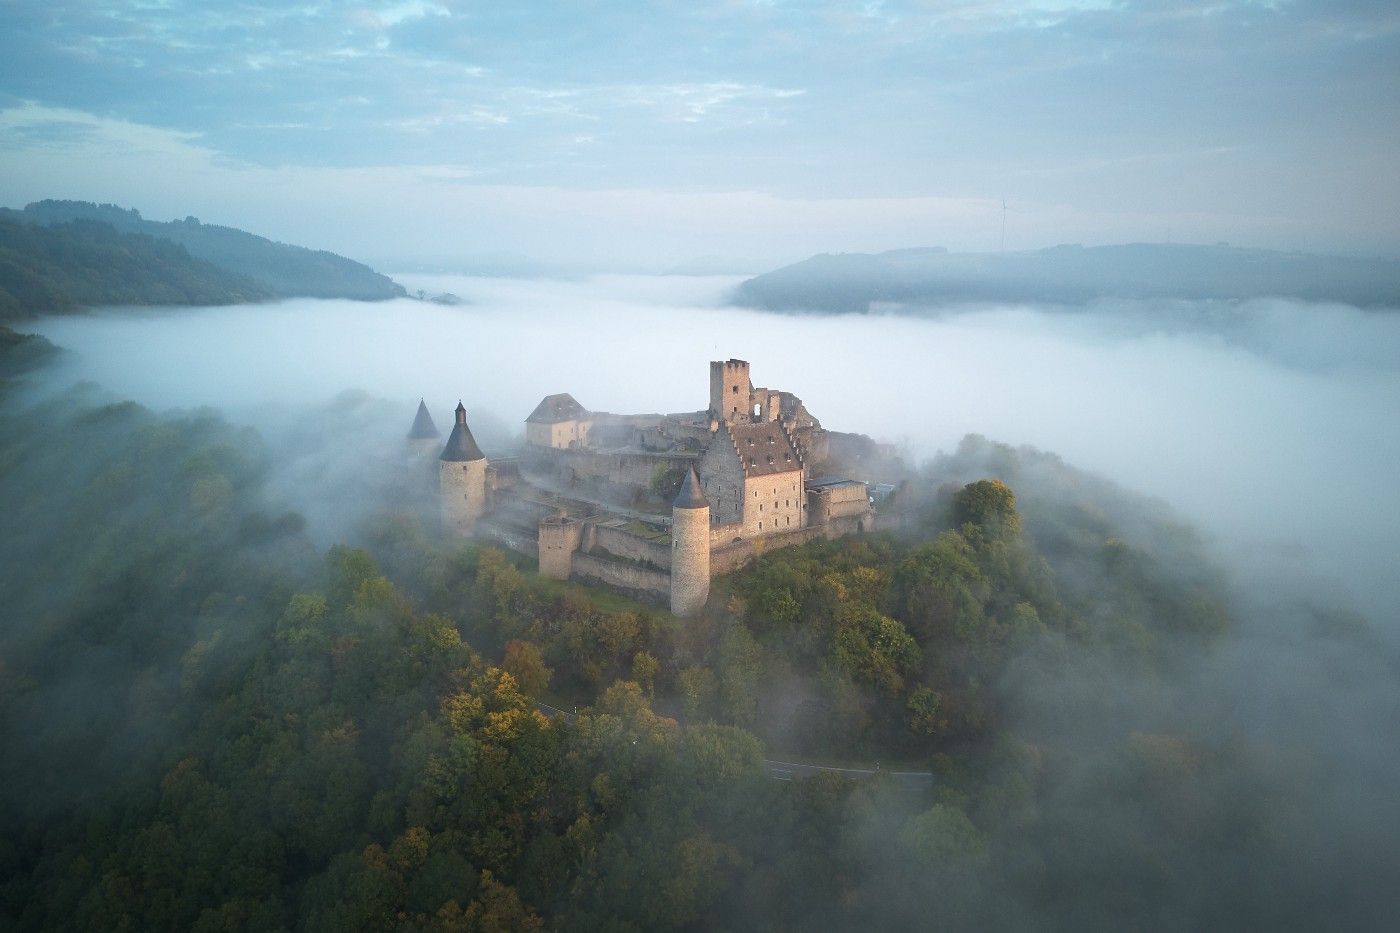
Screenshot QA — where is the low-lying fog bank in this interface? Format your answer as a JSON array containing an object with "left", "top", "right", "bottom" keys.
[{"left": 24, "top": 272, "right": 1400, "bottom": 637}]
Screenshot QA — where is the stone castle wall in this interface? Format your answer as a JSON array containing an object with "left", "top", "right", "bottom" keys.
[
  {"left": 709, "top": 520, "right": 746, "bottom": 548},
  {"left": 696, "top": 431, "right": 746, "bottom": 524},
  {"left": 808, "top": 482, "right": 870, "bottom": 526},
  {"left": 477, "top": 521, "right": 539, "bottom": 560},
  {"left": 707, "top": 513, "right": 881, "bottom": 577},
  {"left": 571, "top": 553, "right": 670, "bottom": 603},
  {"left": 586, "top": 523, "right": 671, "bottom": 570},
  {"left": 742, "top": 471, "right": 805, "bottom": 536},
  {"left": 546, "top": 447, "right": 696, "bottom": 491}
]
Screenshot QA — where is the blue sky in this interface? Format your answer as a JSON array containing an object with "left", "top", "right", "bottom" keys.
[{"left": 1, "top": 1, "right": 1397, "bottom": 269}]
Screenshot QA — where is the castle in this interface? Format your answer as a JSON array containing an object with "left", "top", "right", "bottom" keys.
[{"left": 409, "top": 360, "right": 890, "bottom": 617}]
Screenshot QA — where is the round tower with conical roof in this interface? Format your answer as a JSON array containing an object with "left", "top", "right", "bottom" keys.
[
  {"left": 440, "top": 401, "right": 488, "bottom": 534},
  {"left": 406, "top": 398, "right": 440, "bottom": 460},
  {"left": 670, "top": 466, "right": 711, "bottom": 617}
]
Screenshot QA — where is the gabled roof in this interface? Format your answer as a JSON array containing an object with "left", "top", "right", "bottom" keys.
[
  {"left": 526, "top": 393, "right": 588, "bottom": 424},
  {"left": 727, "top": 421, "right": 803, "bottom": 478},
  {"left": 441, "top": 401, "right": 486, "bottom": 462},
  {"left": 407, "top": 399, "right": 440, "bottom": 439},
  {"left": 673, "top": 466, "right": 708, "bottom": 510}
]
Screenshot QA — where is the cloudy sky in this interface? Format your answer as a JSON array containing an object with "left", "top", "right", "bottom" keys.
[{"left": 1, "top": 1, "right": 1397, "bottom": 269}]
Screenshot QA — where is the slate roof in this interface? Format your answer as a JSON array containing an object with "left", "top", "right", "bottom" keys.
[
  {"left": 440, "top": 402, "right": 486, "bottom": 462},
  {"left": 727, "top": 422, "right": 803, "bottom": 478},
  {"left": 526, "top": 393, "right": 588, "bottom": 424},
  {"left": 407, "top": 399, "right": 440, "bottom": 439},
  {"left": 673, "top": 466, "right": 709, "bottom": 509}
]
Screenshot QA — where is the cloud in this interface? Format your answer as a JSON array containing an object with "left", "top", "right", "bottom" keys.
[{"left": 2, "top": 0, "right": 1397, "bottom": 255}]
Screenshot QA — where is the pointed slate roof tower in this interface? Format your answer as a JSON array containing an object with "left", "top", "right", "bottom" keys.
[
  {"left": 407, "top": 399, "right": 440, "bottom": 440},
  {"left": 673, "top": 466, "right": 708, "bottom": 509},
  {"left": 440, "top": 401, "right": 486, "bottom": 462}
]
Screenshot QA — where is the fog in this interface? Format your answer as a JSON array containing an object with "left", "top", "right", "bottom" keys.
[
  {"left": 26, "top": 273, "right": 1400, "bottom": 637},
  {"left": 9, "top": 272, "right": 1400, "bottom": 929}
]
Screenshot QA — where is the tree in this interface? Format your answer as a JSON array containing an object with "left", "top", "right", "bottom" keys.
[
  {"left": 630, "top": 651, "right": 659, "bottom": 697},
  {"left": 952, "top": 479, "right": 1021, "bottom": 537},
  {"left": 677, "top": 665, "right": 715, "bottom": 720},
  {"left": 831, "top": 605, "right": 921, "bottom": 697},
  {"left": 906, "top": 685, "right": 947, "bottom": 736},
  {"left": 716, "top": 625, "right": 762, "bottom": 726},
  {"left": 502, "top": 640, "right": 552, "bottom": 697}
]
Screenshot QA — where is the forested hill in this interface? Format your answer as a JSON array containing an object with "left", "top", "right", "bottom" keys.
[
  {"left": 732, "top": 243, "right": 1400, "bottom": 313},
  {"left": 3, "top": 199, "right": 405, "bottom": 305},
  {"left": 0, "top": 217, "right": 272, "bottom": 319},
  {"left": 4, "top": 316, "right": 1396, "bottom": 928}
]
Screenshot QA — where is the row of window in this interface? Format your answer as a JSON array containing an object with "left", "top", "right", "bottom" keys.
[{"left": 753, "top": 483, "right": 799, "bottom": 496}]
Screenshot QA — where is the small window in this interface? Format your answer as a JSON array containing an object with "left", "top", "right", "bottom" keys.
[
  {"left": 733, "top": 385, "right": 739, "bottom": 393},
  {"left": 759, "top": 503, "right": 764, "bottom": 512},
  {"left": 758, "top": 521, "right": 763, "bottom": 530}
]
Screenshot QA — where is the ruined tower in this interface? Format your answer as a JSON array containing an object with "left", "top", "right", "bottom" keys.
[
  {"left": 670, "top": 466, "right": 711, "bottom": 617},
  {"left": 709, "top": 359, "right": 752, "bottom": 423},
  {"left": 406, "top": 398, "right": 440, "bottom": 459},
  {"left": 440, "top": 401, "right": 487, "bottom": 534}
]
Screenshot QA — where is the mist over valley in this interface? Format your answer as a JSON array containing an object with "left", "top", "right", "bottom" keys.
[
  {"left": 5, "top": 0, "right": 1400, "bottom": 927},
  {"left": 26, "top": 272, "right": 1400, "bottom": 631}
]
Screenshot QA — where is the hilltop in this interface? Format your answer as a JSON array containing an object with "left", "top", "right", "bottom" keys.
[
  {"left": 732, "top": 243, "right": 1400, "bottom": 313},
  {"left": 0, "top": 217, "right": 273, "bottom": 319},
  {"left": 0, "top": 199, "right": 404, "bottom": 318}
]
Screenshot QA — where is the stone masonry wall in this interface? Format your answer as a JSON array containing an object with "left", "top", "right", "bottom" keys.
[
  {"left": 710, "top": 359, "right": 751, "bottom": 421},
  {"left": 538, "top": 518, "right": 583, "bottom": 580},
  {"left": 570, "top": 554, "right": 670, "bottom": 603},
  {"left": 742, "top": 471, "right": 805, "bottom": 537},
  {"left": 696, "top": 431, "right": 746, "bottom": 525},
  {"left": 587, "top": 523, "right": 671, "bottom": 570},
  {"left": 476, "top": 521, "right": 539, "bottom": 560}
]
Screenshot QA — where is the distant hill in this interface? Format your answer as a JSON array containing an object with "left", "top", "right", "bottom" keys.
[
  {"left": 4, "top": 200, "right": 405, "bottom": 303},
  {"left": 0, "top": 217, "right": 272, "bottom": 320},
  {"left": 733, "top": 243, "right": 1400, "bottom": 312},
  {"left": 0, "top": 324, "right": 58, "bottom": 377}
]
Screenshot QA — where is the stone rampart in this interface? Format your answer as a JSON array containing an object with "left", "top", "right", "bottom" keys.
[
  {"left": 708, "top": 524, "right": 829, "bottom": 577},
  {"left": 588, "top": 523, "right": 671, "bottom": 569},
  {"left": 570, "top": 554, "right": 671, "bottom": 603},
  {"left": 476, "top": 521, "right": 539, "bottom": 559}
]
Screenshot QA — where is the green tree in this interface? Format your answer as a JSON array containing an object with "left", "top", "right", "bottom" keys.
[
  {"left": 953, "top": 479, "right": 1021, "bottom": 537},
  {"left": 630, "top": 650, "right": 659, "bottom": 697},
  {"left": 502, "top": 640, "right": 552, "bottom": 697}
]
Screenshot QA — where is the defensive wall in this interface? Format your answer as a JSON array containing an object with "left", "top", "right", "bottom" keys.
[
  {"left": 570, "top": 553, "right": 671, "bottom": 604},
  {"left": 584, "top": 521, "right": 671, "bottom": 570}
]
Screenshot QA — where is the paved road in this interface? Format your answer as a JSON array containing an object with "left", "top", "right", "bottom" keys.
[
  {"left": 537, "top": 702, "right": 934, "bottom": 789},
  {"left": 763, "top": 758, "right": 934, "bottom": 789}
]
